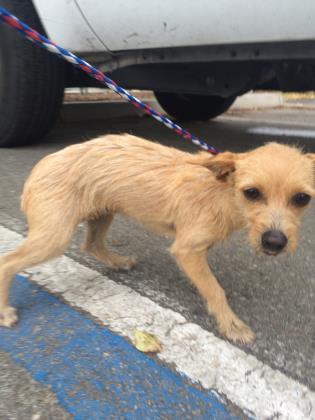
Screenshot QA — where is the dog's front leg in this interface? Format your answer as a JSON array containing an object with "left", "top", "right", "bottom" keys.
[{"left": 171, "top": 243, "right": 255, "bottom": 344}]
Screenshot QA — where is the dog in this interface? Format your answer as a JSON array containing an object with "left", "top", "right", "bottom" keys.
[{"left": 0, "top": 134, "right": 314, "bottom": 344}]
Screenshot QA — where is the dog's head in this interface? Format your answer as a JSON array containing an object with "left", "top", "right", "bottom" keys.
[{"left": 207, "top": 143, "right": 315, "bottom": 255}]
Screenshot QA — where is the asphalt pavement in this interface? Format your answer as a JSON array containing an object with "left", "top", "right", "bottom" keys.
[{"left": 0, "top": 104, "right": 315, "bottom": 419}]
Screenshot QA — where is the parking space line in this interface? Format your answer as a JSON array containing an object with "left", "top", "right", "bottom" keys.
[
  {"left": 0, "top": 274, "right": 233, "bottom": 419},
  {"left": 1, "top": 225, "right": 314, "bottom": 419},
  {"left": 248, "top": 126, "right": 315, "bottom": 138}
]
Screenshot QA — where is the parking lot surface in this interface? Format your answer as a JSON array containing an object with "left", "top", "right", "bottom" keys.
[{"left": 0, "top": 105, "right": 315, "bottom": 419}]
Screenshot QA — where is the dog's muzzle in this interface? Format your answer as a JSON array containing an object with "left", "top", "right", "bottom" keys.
[{"left": 261, "top": 230, "right": 288, "bottom": 255}]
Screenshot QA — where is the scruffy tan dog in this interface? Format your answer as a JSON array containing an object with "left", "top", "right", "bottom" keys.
[{"left": 0, "top": 134, "right": 314, "bottom": 344}]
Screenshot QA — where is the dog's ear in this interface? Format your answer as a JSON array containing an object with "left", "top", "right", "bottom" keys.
[
  {"left": 306, "top": 153, "right": 315, "bottom": 164},
  {"left": 191, "top": 151, "right": 236, "bottom": 181},
  {"left": 206, "top": 152, "right": 236, "bottom": 181},
  {"left": 306, "top": 154, "right": 315, "bottom": 181}
]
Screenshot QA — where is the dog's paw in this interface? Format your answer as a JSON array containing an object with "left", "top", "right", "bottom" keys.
[
  {"left": 219, "top": 317, "right": 255, "bottom": 345},
  {"left": 0, "top": 307, "right": 18, "bottom": 328},
  {"left": 110, "top": 256, "right": 137, "bottom": 271},
  {"left": 86, "top": 247, "right": 137, "bottom": 271}
]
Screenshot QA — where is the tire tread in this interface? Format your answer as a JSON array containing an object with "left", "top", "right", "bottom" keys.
[{"left": 0, "top": 0, "right": 65, "bottom": 147}]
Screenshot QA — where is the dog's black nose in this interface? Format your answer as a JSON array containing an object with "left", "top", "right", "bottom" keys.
[{"left": 261, "top": 230, "right": 288, "bottom": 253}]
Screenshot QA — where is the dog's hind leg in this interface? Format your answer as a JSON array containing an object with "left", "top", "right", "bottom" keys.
[
  {"left": 171, "top": 241, "right": 255, "bottom": 345},
  {"left": 0, "top": 221, "right": 75, "bottom": 327},
  {"left": 82, "top": 215, "right": 136, "bottom": 270}
]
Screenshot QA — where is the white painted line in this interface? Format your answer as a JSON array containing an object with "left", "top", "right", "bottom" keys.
[
  {"left": 1, "top": 225, "right": 314, "bottom": 419},
  {"left": 220, "top": 114, "right": 315, "bottom": 129},
  {"left": 248, "top": 126, "right": 315, "bottom": 138}
]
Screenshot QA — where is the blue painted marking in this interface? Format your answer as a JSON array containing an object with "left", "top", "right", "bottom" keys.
[{"left": 0, "top": 275, "right": 237, "bottom": 419}]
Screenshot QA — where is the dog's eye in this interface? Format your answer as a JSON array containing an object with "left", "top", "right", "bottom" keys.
[
  {"left": 291, "top": 193, "right": 311, "bottom": 207},
  {"left": 243, "top": 188, "right": 261, "bottom": 201}
]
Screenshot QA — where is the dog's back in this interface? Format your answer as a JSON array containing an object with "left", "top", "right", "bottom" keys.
[{"left": 21, "top": 134, "right": 218, "bottom": 231}]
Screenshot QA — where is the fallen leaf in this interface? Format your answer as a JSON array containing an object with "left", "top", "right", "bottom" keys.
[{"left": 133, "top": 330, "right": 162, "bottom": 353}]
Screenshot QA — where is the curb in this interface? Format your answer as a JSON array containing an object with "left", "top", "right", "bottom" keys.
[
  {"left": 60, "top": 91, "right": 283, "bottom": 122},
  {"left": 230, "top": 91, "right": 283, "bottom": 110}
]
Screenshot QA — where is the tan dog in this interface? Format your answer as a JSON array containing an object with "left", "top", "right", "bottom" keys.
[{"left": 0, "top": 134, "right": 314, "bottom": 344}]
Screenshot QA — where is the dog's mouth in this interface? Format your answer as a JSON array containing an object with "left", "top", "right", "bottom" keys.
[{"left": 262, "top": 249, "right": 282, "bottom": 257}]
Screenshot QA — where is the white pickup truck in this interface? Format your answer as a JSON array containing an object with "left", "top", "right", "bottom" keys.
[{"left": 1, "top": 0, "right": 315, "bottom": 146}]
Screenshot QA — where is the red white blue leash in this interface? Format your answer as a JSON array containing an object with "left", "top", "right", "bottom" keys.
[{"left": 0, "top": 6, "right": 219, "bottom": 155}]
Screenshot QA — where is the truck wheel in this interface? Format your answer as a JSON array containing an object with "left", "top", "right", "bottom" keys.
[
  {"left": 0, "top": 0, "right": 65, "bottom": 147},
  {"left": 154, "top": 92, "right": 236, "bottom": 122}
]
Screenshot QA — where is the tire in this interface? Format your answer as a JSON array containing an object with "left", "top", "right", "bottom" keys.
[
  {"left": 154, "top": 92, "right": 236, "bottom": 122},
  {"left": 0, "top": 0, "right": 65, "bottom": 147}
]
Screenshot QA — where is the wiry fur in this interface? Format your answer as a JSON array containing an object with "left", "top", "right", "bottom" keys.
[{"left": 0, "top": 134, "right": 314, "bottom": 344}]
